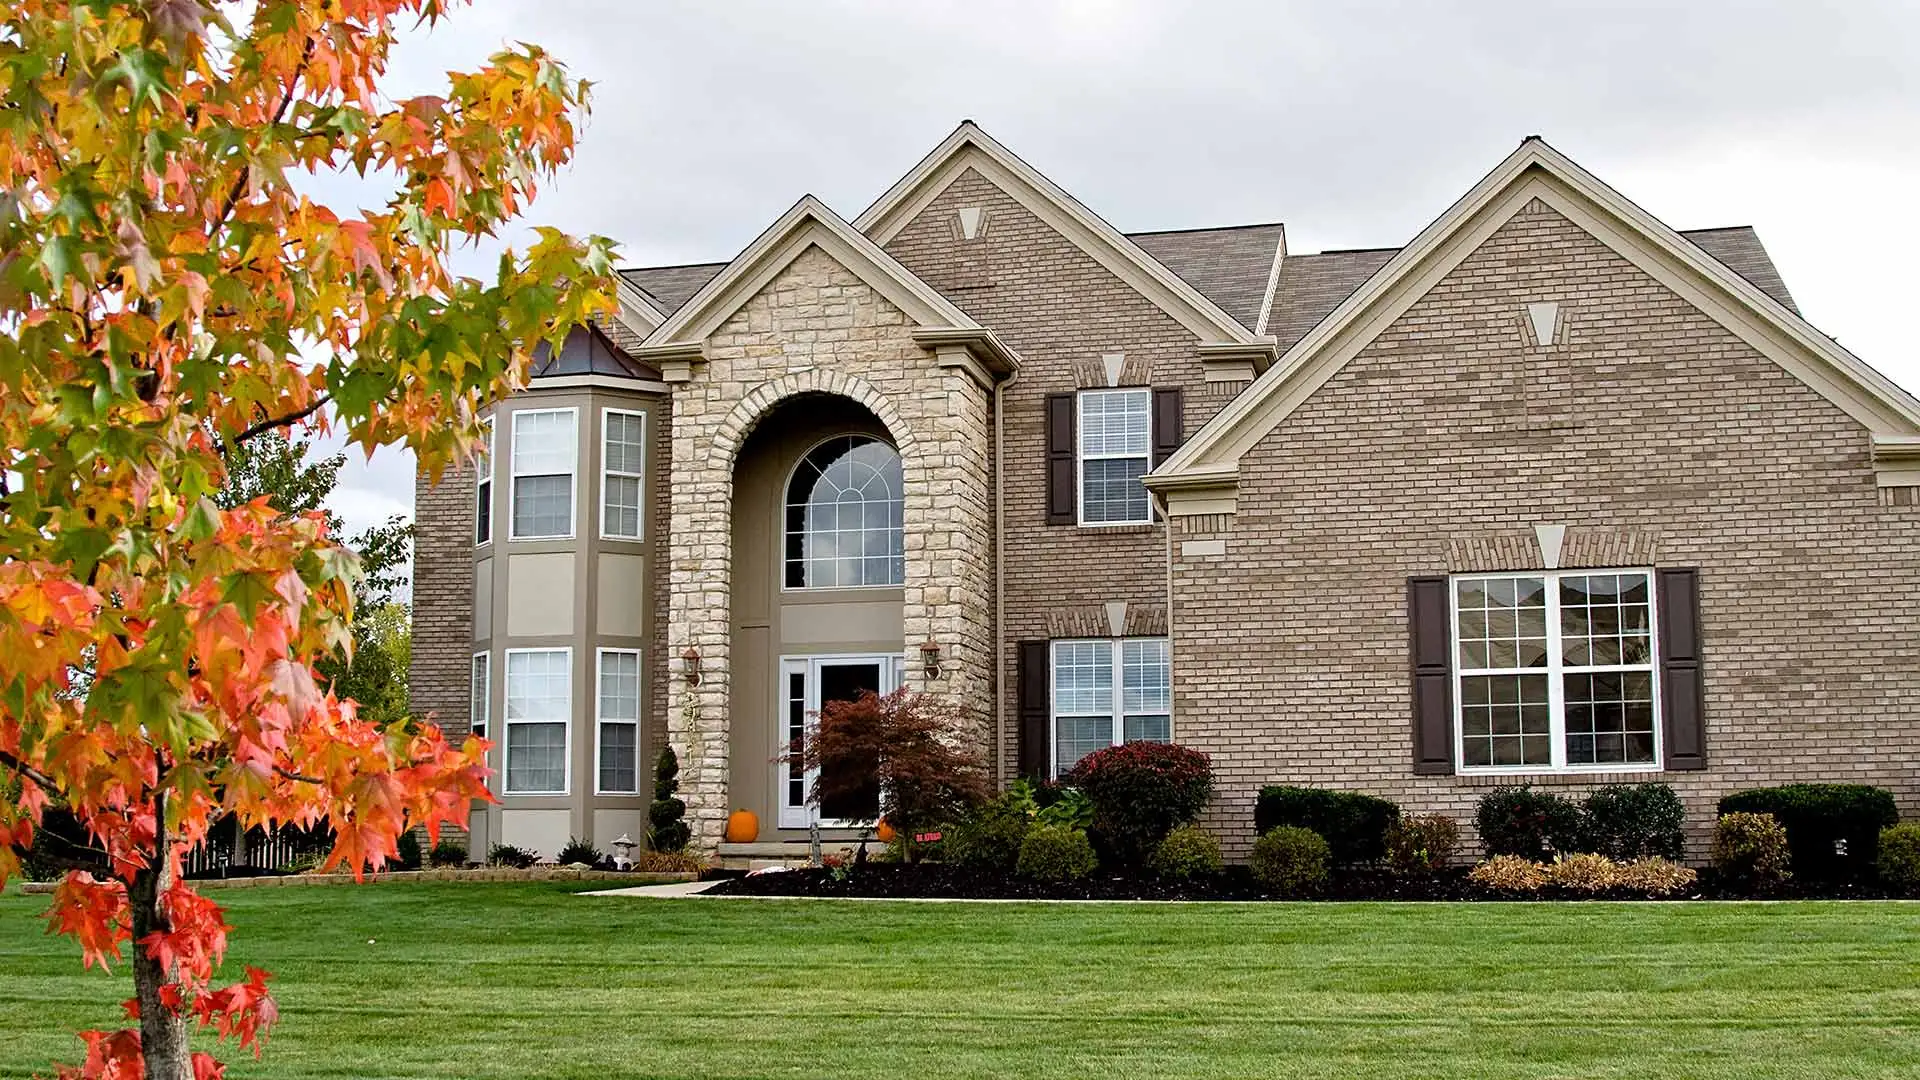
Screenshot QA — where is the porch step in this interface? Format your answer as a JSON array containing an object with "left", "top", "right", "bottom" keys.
[{"left": 716, "top": 840, "right": 873, "bottom": 871}]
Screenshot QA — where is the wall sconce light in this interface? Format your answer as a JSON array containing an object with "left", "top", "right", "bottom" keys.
[
  {"left": 919, "top": 639, "right": 942, "bottom": 679},
  {"left": 681, "top": 647, "right": 701, "bottom": 686}
]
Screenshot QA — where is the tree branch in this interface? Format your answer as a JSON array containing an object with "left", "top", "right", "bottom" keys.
[
  {"left": 273, "top": 764, "right": 323, "bottom": 785},
  {"left": 226, "top": 394, "right": 331, "bottom": 452},
  {"left": 0, "top": 747, "right": 58, "bottom": 791}
]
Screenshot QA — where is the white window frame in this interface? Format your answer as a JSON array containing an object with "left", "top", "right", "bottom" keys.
[
  {"left": 599, "top": 408, "right": 647, "bottom": 542},
  {"left": 502, "top": 646, "right": 572, "bottom": 795},
  {"left": 1449, "top": 568, "right": 1662, "bottom": 776},
  {"left": 508, "top": 407, "right": 579, "bottom": 541},
  {"left": 595, "top": 647, "right": 642, "bottom": 796},
  {"left": 469, "top": 651, "right": 490, "bottom": 741},
  {"left": 779, "top": 434, "right": 905, "bottom": 592},
  {"left": 1076, "top": 388, "right": 1154, "bottom": 527},
  {"left": 475, "top": 416, "right": 494, "bottom": 546},
  {"left": 1048, "top": 637, "right": 1172, "bottom": 778}
]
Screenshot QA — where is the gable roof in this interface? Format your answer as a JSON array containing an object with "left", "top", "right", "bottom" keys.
[
  {"left": 620, "top": 262, "right": 727, "bottom": 313},
  {"left": 1126, "top": 223, "right": 1286, "bottom": 332},
  {"left": 1151, "top": 137, "right": 1920, "bottom": 499},
  {"left": 854, "top": 122, "right": 1272, "bottom": 349}
]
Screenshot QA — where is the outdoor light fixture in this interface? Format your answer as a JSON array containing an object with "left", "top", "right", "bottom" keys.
[
  {"left": 610, "top": 834, "right": 637, "bottom": 871},
  {"left": 681, "top": 647, "right": 701, "bottom": 686},
  {"left": 920, "top": 639, "right": 942, "bottom": 678}
]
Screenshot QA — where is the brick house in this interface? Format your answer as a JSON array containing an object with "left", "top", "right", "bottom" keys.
[{"left": 410, "top": 123, "right": 1920, "bottom": 860}]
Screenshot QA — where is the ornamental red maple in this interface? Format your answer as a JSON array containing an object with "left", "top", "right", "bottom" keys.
[{"left": 0, "top": 2, "right": 615, "bottom": 1076}]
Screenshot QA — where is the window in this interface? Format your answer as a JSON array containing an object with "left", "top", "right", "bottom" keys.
[
  {"left": 1452, "top": 570, "right": 1659, "bottom": 772},
  {"left": 475, "top": 417, "right": 494, "bottom": 544},
  {"left": 469, "top": 652, "right": 490, "bottom": 740},
  {"left": 1051, "top": 637, "right": 1170, "bottom": 776},
  {"left": 504, "top": 648, "right": 570, "bottom": 794},
  {"left": 784, "top": 435, "right": 904, "bottom": 589},
  {"left": 596, "top": 649, "right": 641, "bottom": 794},
  {"left": 601, "top": 409, "right": 646, "bottom": 540},
  {"left": 510, "top": 408, "right": 576, "bottom": 539},
  {"left": 1078, "top": 389, "right": 1151, "bottom": 525}
]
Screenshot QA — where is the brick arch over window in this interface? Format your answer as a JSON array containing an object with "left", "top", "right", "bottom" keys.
[{"left": 706, "top": 368, "right": 918, "bottom": 476}]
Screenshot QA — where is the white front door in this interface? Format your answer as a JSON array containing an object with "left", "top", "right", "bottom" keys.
[{"left": 777, "top": 653, "right": 905, "bottom": 829}]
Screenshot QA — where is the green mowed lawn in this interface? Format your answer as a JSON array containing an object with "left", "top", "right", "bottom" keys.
[{"left": 2, "top": 884, "right": 1917, "bottom": 1079}]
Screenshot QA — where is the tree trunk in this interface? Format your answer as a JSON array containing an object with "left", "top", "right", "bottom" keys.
[{"left": 129, "top": 853, "right": 192, "bottom": 1079}]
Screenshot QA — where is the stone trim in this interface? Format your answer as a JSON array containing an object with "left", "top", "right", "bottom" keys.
[
  {"left": 709, "top": 368, "right": 919, "bottom": 470},
  {"left": 1446, "top": 528, "right": 1658, "bottom": 572},
  {"left": 1070, "top": 354, "right": 1154, "bottom": 389},
  {"left": 1044, "top": 602, "right": 1168, "bottom": 639}
]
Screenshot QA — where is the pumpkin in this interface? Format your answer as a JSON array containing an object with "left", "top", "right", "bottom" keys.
[
  {"left": 874, "top": 819, "right": 897, "bottom": 844},
  {"left": 724, "top": 808, "right": 759, "bottom": 844}
]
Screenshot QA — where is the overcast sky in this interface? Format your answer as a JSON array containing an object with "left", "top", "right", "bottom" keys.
[{"left": 317, "top": 0, "right": 1920, "bottom": 552}]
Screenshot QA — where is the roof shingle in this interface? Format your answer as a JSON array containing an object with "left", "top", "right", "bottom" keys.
[{"left": 1123, "top": 223, "right": 1286, "bottom": 331}]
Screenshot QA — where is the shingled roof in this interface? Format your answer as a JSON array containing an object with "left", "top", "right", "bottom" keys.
[
  {"left": 619, "top": 262, "right": 727, "bottom": 314},
  {"left": 529, "top": 322, "right": 657, "bottom": 380},
  {"left": 1124, "top": 223, "right": 1285, "bottom": 331}
]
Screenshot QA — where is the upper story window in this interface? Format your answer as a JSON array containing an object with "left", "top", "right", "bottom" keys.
[
  {"left": 1051, "top": 637, "right": 1170, "bottom": 777},
  {"left": 601, "top": 409, "right": 646, "bottom": 541},
  {"left": 504, "top": 648, "right": 570, "bottom": 795},
  {"left": 784, "top": 435, "right": 904, "bottom": 589},
  {"left": 510, "top": 408, "right": 577, "bottom": 540},
  {"left": 474, "top": 417, "right": 493, "bottom": 545},
  {"left": 1452, "top": 570, "right": 1659, "bottom": 773},
  {"left": 1078, "top": 389, "right": 1151, "bottom": 525}
]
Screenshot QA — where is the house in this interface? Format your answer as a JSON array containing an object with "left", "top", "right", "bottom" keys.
[{"left": 409, "top": 123, "right": 1920, "bottom": 860}]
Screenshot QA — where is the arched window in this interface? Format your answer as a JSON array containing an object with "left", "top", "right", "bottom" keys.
[{"left": 785, "top": 435, "right": 904, "bottom": 589}]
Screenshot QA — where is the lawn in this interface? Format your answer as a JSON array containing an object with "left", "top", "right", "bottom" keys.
[{"left": 2, "top": 884, "right": 1917, "bottom": 1079}]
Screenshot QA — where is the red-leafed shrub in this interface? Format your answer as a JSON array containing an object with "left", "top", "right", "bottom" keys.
[{"left": 1063, "top": 742, "right": 1213, "bottom": 867}]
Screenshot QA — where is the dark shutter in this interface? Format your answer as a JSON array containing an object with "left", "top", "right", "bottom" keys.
[
  {"left": 1152, "top": 387, "right": 1184, "bottom": 467},
  {"left": 1017, "top": 640, "right": 1051, "bottom": 780},
  {"left": 1409, "top": 576, "right": 1453, "bottom": 775},
  {"left": 1657, "top": 568, "right": 1706, "bottom": 771},
  {"left": 1045, "top": 393, "right": 1075, "bottom": 525}
]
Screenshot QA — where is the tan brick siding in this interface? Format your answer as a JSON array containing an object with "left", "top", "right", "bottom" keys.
[{"left": 410, "top": 461, "right": 476, "bottom": 740}]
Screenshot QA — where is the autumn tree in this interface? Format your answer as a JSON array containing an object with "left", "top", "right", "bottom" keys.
[
  {"left": 0, "top": 2, "right": 614, "bottom": 1077},
  {"left": 794, "top": 689, "right": 990, "bottom": 861}
]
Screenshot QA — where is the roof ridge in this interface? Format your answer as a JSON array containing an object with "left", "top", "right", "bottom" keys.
[
  {"left": 617, "top": 259, "right": 730, "bottom": 273},
  {"left": 1126, "top": 222, "right": 1287, "bottom": 237}
]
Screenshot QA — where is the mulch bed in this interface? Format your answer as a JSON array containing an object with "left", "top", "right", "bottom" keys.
[{"left": 705, "top": 862, "right": 1909, "bottom": 902}]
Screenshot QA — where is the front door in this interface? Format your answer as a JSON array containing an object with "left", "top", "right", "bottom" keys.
[{"left": 777, "top": 653, "right": 903, "bottom": 829}]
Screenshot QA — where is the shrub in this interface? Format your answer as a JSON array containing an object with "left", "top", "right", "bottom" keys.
[
  {"left": 1616, "top": 857, "right": 1698, "bottom": 896},
  {"left": 1015, "top": 825, "right": 1098, "bottom": 882},
  {"left": 1249, "top": 826, "right": 1330, "bottom": 896},
  {"left": 1718, "top": 784, "right": 1898, "bottom": 882},
  {"left": 1581, "top": 783, "right": 1686, "bottom": 861},
  {"left": 428, "top": 839, "right": 468, "bottom": 868},
  {"left": 1545, "top": 852, "right": 1620, "bottom": 893},
  {"left": 1063, "top": 742, "right": 1213, "bottom": 867},
  {"left": 1384, "top": 813, "right": 1460, "bottom": 876},
  {"left": 1255, "top": 787, "right": 1401, "bottom": 867},
  {"left": 1876, "top": 823, "right": 1920, "bottom": 893},
  {"left": 633, "top": 850, "right": 705, "bottom": 874},
  {"left": 1149, "top": 827, "right": 1223, "bottom": 880},
  {"left": 1034, "top": 786, "right": 1095, "bottom": 831},
  {"left": 556, "top": 837, "right": 603, "bottom": 867},
  {"left": 945, "top": 798, "right": 1031, "bottom": 874},
  {"left": 395, "top": 829, "right": 422, "bottom": 870},
  {"left": 486, "top": 843, "right": 538, "bottom": 869},
  {"left": 1711, "top": 812, "right": 1793, "bottom": 892},
  {"left": 1475, "top": 786, "right": 1585, "bottom": 860},
  {"left": 1467, "top": 854, "right": 1548, "bottom": 892},
  {"left": 648, "top": 746, "right": 691, "bottom": 853},
  {"left": 794, "top": 689, "right": 990, "bottom": 859}
]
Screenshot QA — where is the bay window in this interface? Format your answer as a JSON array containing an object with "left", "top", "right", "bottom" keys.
[
  {"left": 510, "top": 408, "right": 577, "bottom": 539},
  {"left": 596, "top": 648, "right": 641, "bottom": 795},
  {"left": 601, "top": 409, "right": 646, "bottom": 540},
  {"left": 504, "top": 648, "right": 570, "bottom": 794}
]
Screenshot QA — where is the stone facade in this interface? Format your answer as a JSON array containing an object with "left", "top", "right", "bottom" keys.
[
  {"left": 1168, "top": 199, "right": 1920, "bottom": 856},
  {"left": 663, "top": 245, "right": 996, "bottom": 846}
]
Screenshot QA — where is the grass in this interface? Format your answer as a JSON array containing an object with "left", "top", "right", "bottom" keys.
[{"left": 2, "top": 884, "right": 1918, "bottom": 1078}]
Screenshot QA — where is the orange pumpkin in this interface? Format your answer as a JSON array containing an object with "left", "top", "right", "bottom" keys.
[
  {"left": 874, "top": 819, "right": 897, "bottom": 844},
  {"left": 725, "top": 808, "right": 759, "bottom": 844}
]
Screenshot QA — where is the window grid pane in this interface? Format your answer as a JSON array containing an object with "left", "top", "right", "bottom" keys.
[
  {"left": 598, "top": 722, "right": 638, "bottom": 794},
  {"left": 602, "top": 412, "right": 645, "bottom": 540},
  {"left": 469, "top": 655, "right": 489, "bottom": 738},
  {"left": 1078, "top": 390, "right": 1151, "bottom": 525},
  {"left": 603, "top": 476, "right": 642, "bottom": 539},
  {"left": 512, "top": 410, "right": 575, "bottom": 475},
  {"left": 598, "top": 651, "right": 640, "bottom": 721},
  {"left": 475, "top": 419, "right": 493, "bottom": 544},
  {"left": 1053, "top": 638, "right": 1169, "bottom": 775},
  {"left": 505, "top": 650, "right": 569, "bottom": 793},
  {"left": 784, "top": 436, "right": 904, "bottom": 589},
  {"left": 512, "top": 474, "right": 572, "bottom": 538}
]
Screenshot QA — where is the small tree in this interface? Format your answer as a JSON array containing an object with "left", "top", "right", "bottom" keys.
[
  {"left": 793, "top": 689, "right": 988, "bottom": 860},
  {"left": 648, "top": 746, "right": 690, "bottom": 853}
]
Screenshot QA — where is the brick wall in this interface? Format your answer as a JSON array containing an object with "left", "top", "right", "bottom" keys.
[
  {"left": 410, "top": 460, "right": 476, "bottom": 742},
  {"left": 1171, "top": 198, "right": 1920, "bottom": 858}
]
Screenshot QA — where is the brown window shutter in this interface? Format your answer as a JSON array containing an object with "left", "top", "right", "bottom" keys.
[
  {"left": 1017, "top": 640, "right": 1051, "bottom": 780},
  {"left": 1152, "top": 387, "right": 1184, "bottom": 467},
  {"left": 1408, "top": 576, "right": 1453, "bottom": 775},
  {"left": 1657, "top": 568, "right": 1706, "bottom": 771},
  {"left": 1045, "top": 393, "right": 1075, "bottom": 525}
]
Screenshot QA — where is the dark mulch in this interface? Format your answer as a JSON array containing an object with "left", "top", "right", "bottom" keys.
[{"left": 705, "top": 861, "right": 1910, "bottom": 902}]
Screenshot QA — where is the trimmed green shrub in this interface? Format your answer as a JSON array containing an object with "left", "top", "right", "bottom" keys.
[
  {"left": 1384, "top": 813, "right": 1460, "bottom": 876},
  {"left": 557, "top": 837, "right": 603, "bottom": 867},
  {"left": 1249, "top": 826, "right": 1329, "bottom": 896},
  {"left": 945, "top": 799, "right": 1030, "bottom": 874},
  {"left": 1475, "top": 786, "right": 1585, "bottom": 861},
  {"left": 1712, "top": 812, "right": 1792, "bottom": 892},
  {"left": 396, "top": 829, "right": 423, "bottom": 870},
  {"left": 1015, "top": 825, "right": 1097, "bottom": 882},
  {"left": 1877, "top": 823, "right": 1920, "bottom": 893},
  {"left": 1063, "top": 742, "right": 1213, "bottom": 867},
  {"left": 486, "top": 843, "right": 538, "bottom": 869},
  {"left": 428, "top": 839, "right": 468, "bottom": 868},
  {"left": 1254, "top": 787, "right": 1400, "bottom": 867},
  {"left": 1718, "top": 784, "right": 1897, "bottom": 882},
  {"left": 1149, "top": 826, "right": 1223, "bottom": 880},
  {"left": 648, "top": 746, "right": 691, "bottom": 853},
  {"left": 1581, "top": 783, "right": 1685, "bottom": 861}
]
